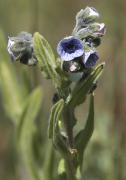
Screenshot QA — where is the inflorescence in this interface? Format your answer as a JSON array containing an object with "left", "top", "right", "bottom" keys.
[{"left": 7, "top": 7, "right": 106, "bottom": 73}]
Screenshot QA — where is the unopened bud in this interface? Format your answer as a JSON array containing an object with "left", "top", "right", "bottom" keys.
[{"left": 7, "top": 32, "right": 37, "bottom": 66}]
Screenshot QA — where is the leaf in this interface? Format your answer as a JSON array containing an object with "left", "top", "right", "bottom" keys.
[
  {"left": 42, "top": 143, "right": 56, "bottom": 180},
  {"left": 0, "top": 31, "right": 26, "bottom": 124},
  {"left": 18, "top": 86, "right": 42, "bottom": 142},
  {"left": 58, "top": 159, "right": 66, "bottom": 175},
  {"left": 75, "top": 94, "right": 94, "bottom": 167},
  {"left": 17, "top": 87, "right": 42, "bottom": 180},
  {"left": 68, "top": 63, "right": 105, "bottom": 107},
  {"left": 48, "top": 99, "right": 69, "bottom": 158},
  {"left": 48, "top": 99, "right": 64, "bottom": 139},
  {"left": 33, "top": 32, "right": 57, "bottom": 79},
  {"left": 33, "top": 33, "right": 70, "bottom": 89}
]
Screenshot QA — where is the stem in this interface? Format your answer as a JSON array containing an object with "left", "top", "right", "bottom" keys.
[
  {"left": 63, "top": 106, "right": 77, "bottom": 180},
  {"left": 63, "top": 107, "right": 74, "bottom": 149},
  {"left": 65, "top": 156, "right": 76, "bottom": 180}
]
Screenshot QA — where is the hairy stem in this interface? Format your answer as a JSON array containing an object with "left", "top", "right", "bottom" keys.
[
  {"left": 65, "top": 156, "right": 77, "bottom": 180},
  {"left": 63, "top": 106, "right": 77, "bottom": 180},
  {"left": 63, "top": 107, "right": 74, "bottom": 149}
]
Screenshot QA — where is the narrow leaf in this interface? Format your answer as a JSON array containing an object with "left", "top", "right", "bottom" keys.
[
  {"left": 0, "top": 31, "right": 26, "bottom": 124},
  {"left": 48, "top": 99, "right": 69, "bottom": 158},
  {"left": 33, "top": 32, "right": 57, "bottom": 79},
  {"left": 58, "top": 159, "right": 66, "bottom": 175},
  {"left": 75, "top": 94, "right": 94, "bottom": 167},
  {"left": 48, "top": 99, "right": 64, "bottom": 139},
  {"left": 18, "top": 87, "right": 42, "bottom": 141},
  {"left": 17, "top": 87, "right": 42, "bottom": 180},
  {"left": 69, "top": 63, "right": 104, "bottom": 107}
]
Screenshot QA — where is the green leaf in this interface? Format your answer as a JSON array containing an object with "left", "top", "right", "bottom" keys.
[
  {"left": 0, "top": 31, "right": 26, "bottom": 124},
  {"left": 18, "top": 86, "right": 42, "bottom": 142},
  {"left": 75, "top": 94, "right": 94, "bottom": 167},
  {"left": 48, "top": 99, "right": 64, "bottom": 139},
  {"left": 68, "top": 63, "right": 105, "bottom": 107},
  {"left": 58, "top": 159, "right": 66, "bottom": 175},
  {"left": 48, "top": 99, "right": 69, "bottom": 158},
  {"left": 42, "top": 143, "right": 56, "bottom": 180},
  {"left": 17, "top": 87, "right": 42, "bottom": 180},
  {"left": 33, "top": 32, "right": 57, "bottom": 79},
  {"left": 33, "top": 33, "right": 70, "bottom": 89}
]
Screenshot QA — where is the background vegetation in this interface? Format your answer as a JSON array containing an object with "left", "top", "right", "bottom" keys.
[{"left": 0, "top": 0, "right": 126, "bottom": 180}]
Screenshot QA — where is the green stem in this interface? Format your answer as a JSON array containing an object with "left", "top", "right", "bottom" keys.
[
  {"left": 65, "top": 156, "right": 76, "bottom": 180},
  {"left": 63, "top": 106, "right": 77, "bottom": 180},
  {"left": 63, "top": 106, "right": 76, "bottom": 149}
]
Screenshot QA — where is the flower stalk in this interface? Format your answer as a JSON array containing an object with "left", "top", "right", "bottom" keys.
[{"left": 7, "top": 6, "right": 106, "bottom": 180}]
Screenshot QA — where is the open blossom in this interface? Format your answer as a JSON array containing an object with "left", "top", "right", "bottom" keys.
[
  {"left": 57, "top": 36, "right": 84, "bottom": 61},
  {"left": 57, "top": 36, "right": 99, "bottom": 71}
]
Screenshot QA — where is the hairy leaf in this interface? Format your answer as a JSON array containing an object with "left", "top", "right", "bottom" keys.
[
  {"left": 17, "top": 87, "right": 42, "bottom": 180},
  {"left": 69, "top": 63, "right": 104, "bottom": 107},
  {"left": 75, "top": 94, "right": 94, "bottom": 167},
  {"left": 48, "top": 99, "right": 69, "bottom": 158},
  {"left": 33, "top": 33, "right": 70, "bottom": 89},
  {"left": 0, "top": 31, "right": 26, "bottom": 124},
  {"left": 33, "top": 32, "right": 57, "bottom": 79},
  {"left": 48, "top": 99, "right": 64, "bottom": 139}
]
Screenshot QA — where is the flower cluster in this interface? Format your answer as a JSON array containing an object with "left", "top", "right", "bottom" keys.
[
  {"left": 7, "top": 7, "right": 105, "bottom": 74},
  {"left": 57, "top": 7, "right": 106, "bottom": 73},
  {"left": 7, "top": 32, "right": 37, "bottom": 65}
]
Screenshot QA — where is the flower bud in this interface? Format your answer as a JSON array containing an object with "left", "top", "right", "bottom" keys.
[
  {"left": 73, "top": 7, "right": 99, "bottom": 34},
  {"left": 7, "top": 32, "right": 37, "bottom": 66},
  {"left": 83, "top": 50, "right": 99, "bottom": 68},
  {"left": 85, "top": 36, "right": 101, "bottom": 47},
  {"left": 75, "top": 23, "right": 106, "bottom": 40},
  {"left": 76, "top": 7, "right": 99, "bottom": 25},
  {"left": 88, "top": 23, "right": 106, "bottom": 37}
]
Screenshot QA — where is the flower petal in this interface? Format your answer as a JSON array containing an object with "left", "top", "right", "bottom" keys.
[{"left": 57, "top": 36, "right": 84, "bottom": 61}]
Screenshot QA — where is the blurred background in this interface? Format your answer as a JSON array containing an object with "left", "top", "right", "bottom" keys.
[{"left": 0, "top": 0, "right": 126, "bottom": 180}]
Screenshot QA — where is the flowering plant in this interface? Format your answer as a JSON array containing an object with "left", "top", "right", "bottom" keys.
[{"left": 7, "top": 6, "right": 106, "bottom": 180}]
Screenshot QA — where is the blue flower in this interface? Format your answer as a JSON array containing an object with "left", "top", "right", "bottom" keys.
[
  {"left": 57, "top": 36, "right": 84, "bottom": 61},
  {"left": 83, "top": 51, "right": 99, "bottom": 68}
]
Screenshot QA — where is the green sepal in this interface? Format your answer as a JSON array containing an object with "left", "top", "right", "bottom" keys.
[
  {"left": 68, "top": 63, "right": 105, "bottom": 107},
  {"left": 55, "top": 58, "right": 71, "bottom": 89},
  {"left": 75, "top": 94, "right": 94, "bottom": 167}
]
